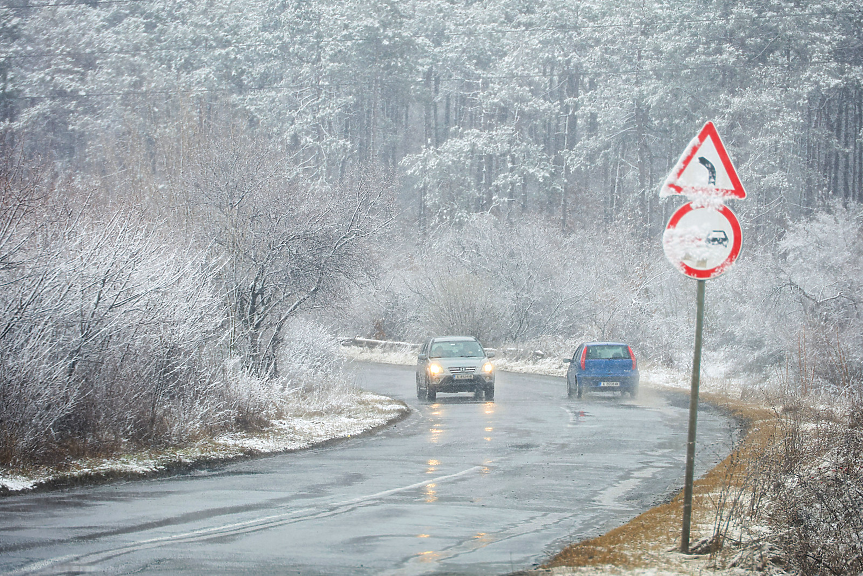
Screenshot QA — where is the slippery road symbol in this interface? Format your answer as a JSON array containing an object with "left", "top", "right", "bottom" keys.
[
  {"left": 705, "top": 230, "right": 729, "bottom": 247},
  {"left": 660, "top": 121, "right": 747, "bottom": 199},
  {"left": 698, "top": 156, "right": 717, "bottom": 186}
]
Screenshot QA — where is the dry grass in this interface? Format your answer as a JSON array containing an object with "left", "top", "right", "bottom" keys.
[{"left": 543, "top": 391, "right": 778, "bottom": 572}]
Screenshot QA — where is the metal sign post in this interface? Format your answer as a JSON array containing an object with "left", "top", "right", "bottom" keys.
[
  {"left": 680, "top": 278, "right": 705, "bottom": 553},
  {"left": 659, "top": 121, "right": 746, "bottom": 554}
]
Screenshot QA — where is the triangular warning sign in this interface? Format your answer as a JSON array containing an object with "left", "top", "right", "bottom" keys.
[{"left": 660, "top": 121, "right": 746, "bottom": 199}]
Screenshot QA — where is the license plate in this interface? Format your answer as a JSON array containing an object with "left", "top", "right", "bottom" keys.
[
  {"left": 453, "top": 374, "right": 473, "bottom": 380},
  {"left": 599, "top": 381, "right": 620, "bottom": 387}
]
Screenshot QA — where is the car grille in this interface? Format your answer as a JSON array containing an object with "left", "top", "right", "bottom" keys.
[{"left": 448, "top": 366, "right": 476, "bottom": 374}]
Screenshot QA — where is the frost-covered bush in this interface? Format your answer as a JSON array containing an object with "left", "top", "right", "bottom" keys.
[
  {"left": 275, "top": 318, "right": 358, "bottom": 416},
  {"left": 769, "top": 425, "right": 863, "bottom": 576},
  {"left": 413, "top": 272, "right": 503, "bottom": 344},
  {"left": 219, "top": 358, "right": 283, "bottom": 430},
  {"left": 217, "top": 319, "right": 356, "bottom": 426},
  {"left": 730, "top": 403, "right": 863, "bottom": 576},
  {"left": 0, "top": 193, "right": 228, "bottom": 464},
  {"left": 275, "top": 319, "right": 343, "bottom": 389},
  {"left": 0, "top": 158, "right": 370, "bottom": 466},
  {"left": 704, "top": 202, "right": 863, "bottom": 393},
  {"left": 0, "top": 153, "right": 230, "bottom": 464},
  {"left": 775, "top": 202, "right": 863, "bottom": 395}
]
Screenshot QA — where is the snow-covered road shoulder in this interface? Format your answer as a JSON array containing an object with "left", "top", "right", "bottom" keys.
[{"left": 0, "top": 390, "right": 409, "bottom": 495}]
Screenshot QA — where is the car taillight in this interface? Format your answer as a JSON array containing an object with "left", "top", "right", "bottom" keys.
[
  {"left": 580, "top": 347, "right": 587, "bottom": 370},
  {"left": 628, "top": 346, "right": 636, "bottom": 369}
]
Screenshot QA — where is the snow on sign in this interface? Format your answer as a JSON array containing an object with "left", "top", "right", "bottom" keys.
[
  {"left": 663, "top": 202, "right": 742, "bottom": 279},
  {"left": 660, "top": 121, "right": 746, "bottom": 200}
]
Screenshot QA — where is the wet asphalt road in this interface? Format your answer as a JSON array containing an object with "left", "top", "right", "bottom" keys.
[{"left": 0, "top": 363, "right": 734, "bottom": 575}]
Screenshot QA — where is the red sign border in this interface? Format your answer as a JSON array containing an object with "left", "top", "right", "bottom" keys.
[
  {"left": 664, "top": 121, "right": 747, "bottom": 199},
  {"left": 664, "top": 202, "right": 743, "bottom": 279}
]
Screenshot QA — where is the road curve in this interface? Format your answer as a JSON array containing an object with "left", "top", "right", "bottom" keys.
[{"left": 0, "top": 363, "right": 733, "bottom": 575}]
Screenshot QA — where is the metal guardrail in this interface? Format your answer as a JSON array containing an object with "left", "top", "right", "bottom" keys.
[{"left": 339, "top": 337, "right": 420, "bottom": 350}]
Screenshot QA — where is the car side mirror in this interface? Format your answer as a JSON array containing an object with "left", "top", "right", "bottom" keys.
[
  {"left": 563, "top": 358, "right": 572, "bottom": 363},
  {"left": 486, "top": 351, "right": 495, "bottom": 358},
  {"left": 418, "top": 353, "right": 428, "bottom": 360}
]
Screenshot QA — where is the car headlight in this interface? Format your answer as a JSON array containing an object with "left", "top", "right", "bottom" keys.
[
  {"left": 429, "top": 363, "right": 443, "bottom": 376},
  {"left": 483, "top": 362, "right": 494, "bottom": 374}
]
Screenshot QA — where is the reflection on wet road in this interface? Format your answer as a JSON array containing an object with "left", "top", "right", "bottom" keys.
[{"left": 0, "top": 363, "right": 733, "bottom": 575}]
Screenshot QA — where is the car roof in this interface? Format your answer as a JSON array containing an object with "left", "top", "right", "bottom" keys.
[
  {"left": 432, "top": 336, "right": 479, "bottom": 342},
  {"left": 583, "top": 341, "right": 630, "bottom": 347}
]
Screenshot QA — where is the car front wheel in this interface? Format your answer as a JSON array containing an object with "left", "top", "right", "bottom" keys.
[{"left": 485, "top": 385, "right": 494, "bottom": 402}]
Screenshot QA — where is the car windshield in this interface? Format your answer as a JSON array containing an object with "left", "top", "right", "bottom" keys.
[
  {"left": 586, "top": 345, "right": 631, "bottom": 360},
  {"left": 429, "top": 341, "right": 484, "bottom": 358}
]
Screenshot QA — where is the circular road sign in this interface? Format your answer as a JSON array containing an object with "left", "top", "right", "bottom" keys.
[{"left": 663, "top": 202, "right": 742, "bottom": 279}]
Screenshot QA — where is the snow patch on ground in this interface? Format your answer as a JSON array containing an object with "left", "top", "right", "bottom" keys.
[
  {"left": 493, "top": 355, "right": 568, "bottom": 377},
  {"left": 342, "top": 345, "right": 417, "bottom": 366},
  {"left": 640, "top": 363, "right": 751, "bottom": 399},
  {"left": 214, "top": 393, "right": 405, "bottom": 453},
  {"left": 0, "top": 473, "right": 47, "bottom": 492},
  {"left": 0, "top": 390, "right": 407, "bottom": 494}
]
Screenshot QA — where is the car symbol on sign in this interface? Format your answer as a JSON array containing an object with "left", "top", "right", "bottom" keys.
[{"left": 705, "top": 230, "right": 729, "bottom": 247}]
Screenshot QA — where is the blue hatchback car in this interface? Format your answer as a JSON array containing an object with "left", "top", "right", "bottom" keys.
[{"left": 565, "top": 342, "right": 639, "bottom": 398}]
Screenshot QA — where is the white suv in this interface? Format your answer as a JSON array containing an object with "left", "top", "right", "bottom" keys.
[{"left": 416, "top": 336, "right": 495, "bottom": 402}]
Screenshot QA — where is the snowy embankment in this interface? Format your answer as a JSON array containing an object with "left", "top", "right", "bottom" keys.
[{"left": 0, "top": 389, "right": 408, "bottom": 495}]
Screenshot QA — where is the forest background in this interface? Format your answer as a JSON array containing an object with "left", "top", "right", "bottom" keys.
[{"left": 0, "top": 0, "right": 861, "bottom": 469}]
